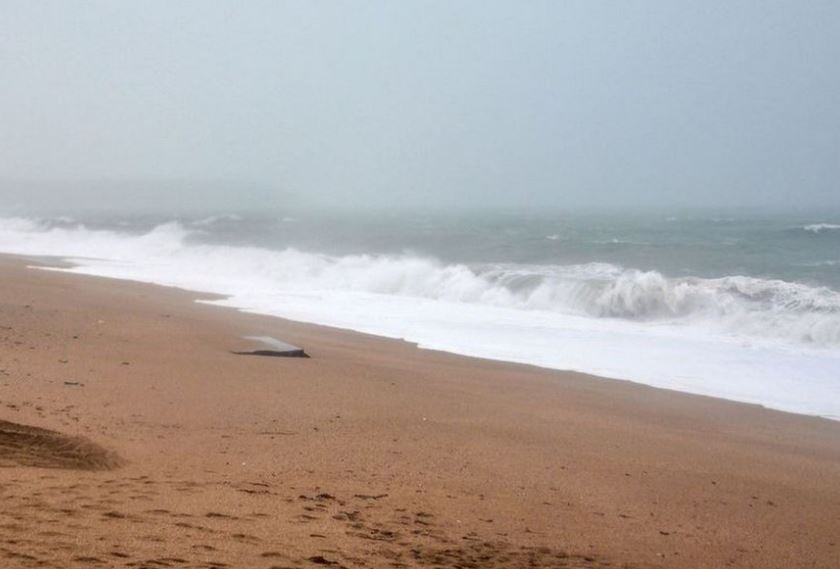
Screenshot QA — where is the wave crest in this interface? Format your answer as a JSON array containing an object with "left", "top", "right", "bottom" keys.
[
  {"left": 803, "top": 223, "right": 840, "bottom": 233},
  {"left": 1, "top": 217, "right": 839, "bottom": 348}
]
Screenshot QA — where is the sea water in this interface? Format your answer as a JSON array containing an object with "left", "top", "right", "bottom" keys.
[{"left": 1, "top": 211, "right": 839, "bottom": 419}]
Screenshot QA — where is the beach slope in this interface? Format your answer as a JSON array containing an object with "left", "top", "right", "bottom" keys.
[{"left": 1, "top": 256, "right": 839, "bottom": 568}]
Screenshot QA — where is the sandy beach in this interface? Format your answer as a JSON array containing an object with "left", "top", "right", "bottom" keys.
[{"left": 1, "top": 254, "right": 839, "bottom": 569}]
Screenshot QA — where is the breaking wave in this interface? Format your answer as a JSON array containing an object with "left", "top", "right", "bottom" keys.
[
  {"left": 1, "top": 217, "right": 839, "bottom": 348},
  {"left": 4, "top": 215, "right": 840, "bottom": 419},
  {"left": 803, "top": 223, "right": 840, "bottom": 234}
]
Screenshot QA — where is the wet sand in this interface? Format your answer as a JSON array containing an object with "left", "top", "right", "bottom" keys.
[{"left": 1, "top": 255, "right": 839, "bottom": 568}]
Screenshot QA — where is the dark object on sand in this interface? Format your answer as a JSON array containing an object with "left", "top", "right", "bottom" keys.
[{"left": 232, "top": 336, "right": 309, "bottom": 358}]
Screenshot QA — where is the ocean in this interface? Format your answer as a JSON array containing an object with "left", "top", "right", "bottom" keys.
[{"left": 1, "top": 210, "right": 839, "bottom": 419}]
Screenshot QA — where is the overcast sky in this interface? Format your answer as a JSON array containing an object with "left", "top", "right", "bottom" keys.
[{"left": 1, "top": 1, "right": 838, "bottom": 212}]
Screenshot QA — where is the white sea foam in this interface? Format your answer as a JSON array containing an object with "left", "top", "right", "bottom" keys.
[
  {"left": 1, "top": 217, "right": 839, "bottom": 419},
  {"left": 191, "top": 214, "right": 243, "bottom": 226},
  {"left": 803, "top": 223, "right": 840, "bottom": 233}
]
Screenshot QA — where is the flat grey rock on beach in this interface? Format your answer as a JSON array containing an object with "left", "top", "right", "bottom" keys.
[{"left": 232, "top": 335, "right": 308, "bottom": 358}]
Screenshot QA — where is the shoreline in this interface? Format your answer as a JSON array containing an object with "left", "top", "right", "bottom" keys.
[
  {"left": 19, "top": 253, "right": 840, "bottom": 423},
  {"left": 2, "top": 254, "right": 840, "bottom": 568}
]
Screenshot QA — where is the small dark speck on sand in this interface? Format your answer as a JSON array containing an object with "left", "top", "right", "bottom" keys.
[{"left": 307, "top": 555, "right": 337, "bottom": 565}]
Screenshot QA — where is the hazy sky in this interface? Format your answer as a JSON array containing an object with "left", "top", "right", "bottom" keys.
[{"left": 1, "top": 1, "right": 838, "bottom": 212}]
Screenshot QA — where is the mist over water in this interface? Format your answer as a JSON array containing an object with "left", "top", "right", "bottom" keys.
[{"left": 2, "top": 2, "right": 839, "bottom": 212}]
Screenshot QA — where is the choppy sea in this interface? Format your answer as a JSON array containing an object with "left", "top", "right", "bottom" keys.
[{"left": 2, "top": 210, "right": 839, "bottom": 419}]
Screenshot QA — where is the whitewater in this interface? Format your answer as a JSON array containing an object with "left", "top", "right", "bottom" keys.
[{"left": 1, "top": 215, "right": 840, "bottom": 419}]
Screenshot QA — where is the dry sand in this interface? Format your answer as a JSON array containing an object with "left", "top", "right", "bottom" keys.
[{"left": 1, "top": 255, "right": 839, "bottom": 569}]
